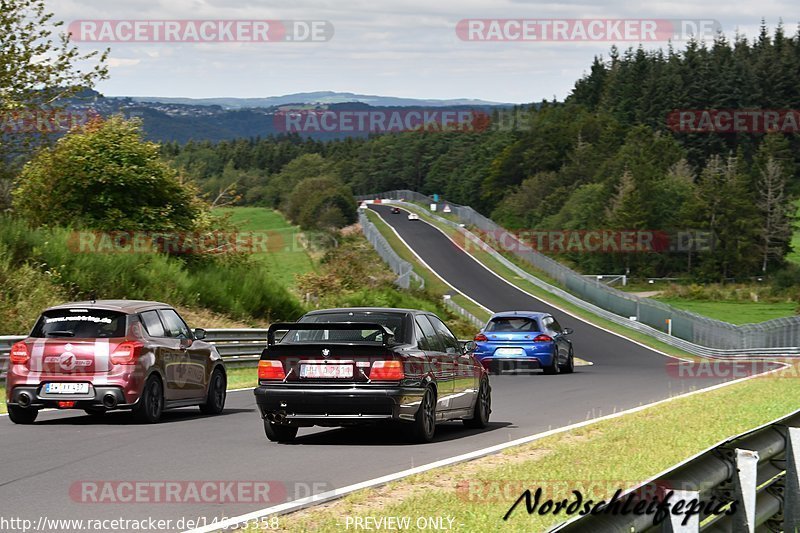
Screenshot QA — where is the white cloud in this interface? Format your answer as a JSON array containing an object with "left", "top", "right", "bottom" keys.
[{"left": 47, "top": 0, "right": 800, "bottom": 103}]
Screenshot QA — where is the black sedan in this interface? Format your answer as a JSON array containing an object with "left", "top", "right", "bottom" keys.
[{"left": 253, "top": 308, "right": 491, "bottom": 443}]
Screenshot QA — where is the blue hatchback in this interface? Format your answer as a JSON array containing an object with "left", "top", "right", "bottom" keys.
[{"left": 473, "top": 311, "right": 575, "bottom": 374}]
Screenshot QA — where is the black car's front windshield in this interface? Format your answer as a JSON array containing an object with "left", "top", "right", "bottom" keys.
[{"left": 279, "top": 312, "right": 407, "bottom": 344}]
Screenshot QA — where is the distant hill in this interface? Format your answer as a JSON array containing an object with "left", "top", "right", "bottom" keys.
[{"left": 128, "top": 91, "right": 509, "bottom": 109}]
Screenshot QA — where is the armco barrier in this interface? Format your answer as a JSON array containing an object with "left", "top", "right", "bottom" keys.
[
  {"left": 1, "top": 329, "right": 474, "bottom": 383},
  {"left": 442, "top": 296, "right": 486, "bottom": 329},
  {"left": 549, "top": 408, "right": 800, "bottom": 532},
  {"left": 358, "top": 191, "right": 800, "bottom": 356},
  {"left": 0, "top": 329, "right": 268, "bottom": 383},
  {"left": 359, "top": 210, "right": 425, "bottom": 290}
]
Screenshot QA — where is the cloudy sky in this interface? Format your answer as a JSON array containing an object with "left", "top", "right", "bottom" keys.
[{"left": 52, "top": 0, "right": 799, "bottom": 104}]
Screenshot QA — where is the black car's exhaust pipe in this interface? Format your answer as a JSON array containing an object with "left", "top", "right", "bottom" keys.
[
  {"left": 18, "top": 392, "right": 31, "bottom": 408},
  {"left": 102, "top": 394, "right": 118, "bottom": 409},
  {"left": 266, "top": 412, "right": 287, "bottom": 423}
]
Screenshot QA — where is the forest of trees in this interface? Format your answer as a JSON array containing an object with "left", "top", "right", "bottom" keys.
[{"left": 163, "top": 23, "right": 800, "bottom": 281}]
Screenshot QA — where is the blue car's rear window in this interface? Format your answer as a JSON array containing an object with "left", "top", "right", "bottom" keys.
[{"left": 486, "top": 317, "right": 540, "bottom": 332}]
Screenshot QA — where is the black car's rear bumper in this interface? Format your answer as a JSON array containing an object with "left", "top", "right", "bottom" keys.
[{"left": 254, "top": 384, "right": 426, "bottom": 426}]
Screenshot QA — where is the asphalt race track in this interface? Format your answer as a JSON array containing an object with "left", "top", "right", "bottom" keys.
[{"left": 0, "top": 204, "right": 763, "bottom": 532}]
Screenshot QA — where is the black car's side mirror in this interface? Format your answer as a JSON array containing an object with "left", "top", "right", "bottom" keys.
[
  {"left": 463, "top": 340, "right": 477, "bottom": 353},
  {"left": 562, "top": 328, "right": 573, "bottom": 336},
  {"left": 194, "top": 328, "right": 207, "bottom": 340}
]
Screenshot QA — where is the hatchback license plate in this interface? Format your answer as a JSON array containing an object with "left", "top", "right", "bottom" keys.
[
  {"left": 300, "top": 364, "right": 353, "bottom": 379},
  {"left": 44, "top": 383, "right": 90, "bottom": 394},
  {"left": 494, "top": 348, "right": 524, "bottom": 356}
]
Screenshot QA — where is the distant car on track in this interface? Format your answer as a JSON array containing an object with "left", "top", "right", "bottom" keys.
[
  {"left": 391, "top": 206, "right": 401, "bottom": 214},
  {"left": 5, "top": 300, "right": 227, "bottom": 424},
  {"left": 407, "top": 213, "right": 420, "bottom": 221},
  {"left": 253, "top": 307, "right": 491, "bottom": 443},
  {"left": 473, "top": 311, "right": 574, "bottom": 375}
]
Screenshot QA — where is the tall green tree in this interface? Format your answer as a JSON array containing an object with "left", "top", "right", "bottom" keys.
[
  {"left": 1, "top": 0, "right": 108, "bottom": 205},
  {"left": 14, "top": 116, "right": 201, "bottom": 231}
]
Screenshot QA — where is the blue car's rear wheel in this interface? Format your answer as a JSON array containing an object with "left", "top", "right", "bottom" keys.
[{"left": 543, "top": 350, "right": 560, "bottom": 375}]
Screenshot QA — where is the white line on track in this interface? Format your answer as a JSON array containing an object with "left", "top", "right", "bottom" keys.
[
  {"left": 183, "top": 363, "right": 787, "bottom": 533},
  {"left": 383, "top": 206, "right": 692, "bottom": 364},
  {"left": 182, "top": 206, "right": 789, "bottom": 533}
]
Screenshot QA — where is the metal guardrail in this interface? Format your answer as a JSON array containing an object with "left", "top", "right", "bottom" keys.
[
  {"left": 358, "top": 191, "right": 800, "bottom": 357},
  {"left": 359, "top": 210, "right": 425, "bottom": 290},
  {"left": 442, "top": 296, "right": 486, "bottom": 329},
  {"left": 0, "top": 329, "right": 269, "bottom": 383},
  {"left": 550, "top": 408, "right": 800, "bottom": 532}
]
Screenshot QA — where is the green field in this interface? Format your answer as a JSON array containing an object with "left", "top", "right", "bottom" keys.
[
  {"left": 653, "top": 297, "right": 796, "bottom": 324},
  {"left": 213, "top": 207, "right": 315, "bottom": 288}
]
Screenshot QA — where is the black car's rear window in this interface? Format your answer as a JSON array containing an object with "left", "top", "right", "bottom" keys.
[
  {"left": 280, "top": 311, "right": 408, "bottom": 344},
  {"left": 486, "top": 317, "right": 540, "bottom": 333},
  {"left": 30, "top": 309, "right": 128, "bottom": 338}
]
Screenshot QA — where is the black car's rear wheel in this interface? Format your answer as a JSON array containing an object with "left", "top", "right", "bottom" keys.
[
  {"left": 463, "top": 378, "right": 491, "bottom": 429},
  {"left": 133, "top": 376, "right": 164, "bottom": 423},
  {"left": 199, "top": 368, "right": 226, "bottom": 415},
  {"left": 8, "top": 405, "right": 38, "bottom": 425},
  {"left": 410, "top": 387, "right": 437, "bottom": 443},
  {"left": 264, "top": 421, "right": 298, "bottom": 443}
]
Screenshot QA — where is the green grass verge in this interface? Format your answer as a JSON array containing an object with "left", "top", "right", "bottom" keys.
[
  {"left": 365, "top": 210, "right": 489, "bottom": 323},
  {"left": 213, "top": 207, "right": 315, "bottom": 289},
  {"left": 653, "top": 298, "right": 796, "bottom": 324},
  {"left": 226, "top": 366, "right": 258, "bottom": 390},
  {"left": 263, "top": 366, "right": 800, "bottom": 532}
]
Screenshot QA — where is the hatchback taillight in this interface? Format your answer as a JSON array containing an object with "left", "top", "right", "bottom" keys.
[
  {"left": 258, "top": 360, "right": 286, "bottom": 381},
  {"left": 370, "top": 360, "right": 404, "bottom": 380},
  {"left": 474, "top": 333, "right": 488, "bottom": 342},
  {"left": 110, "top": 341, "right": 144, "bottom": 365},
  {"left": 533, "top": 334, "right": 553, "bottom": 342},
  {"left": 10, "top": 342, "right": 29, "bottom": 365}
]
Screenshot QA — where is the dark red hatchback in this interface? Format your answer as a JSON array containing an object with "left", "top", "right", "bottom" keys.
[{"left": 6, "top": 300, "right": 226, "bottom": 424}]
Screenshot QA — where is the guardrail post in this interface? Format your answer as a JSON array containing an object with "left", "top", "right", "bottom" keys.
[
  {"left": 784, "top": 427, "right": 800, "bottom": 530},
  {"left": 662, "top": 489, "right": 701, "bottom": 532},
  {"left": 732, "top": 448, "right": 759, "bottom": 533}
]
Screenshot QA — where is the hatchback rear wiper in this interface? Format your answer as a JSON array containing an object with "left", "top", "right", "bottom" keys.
[{"left": 46, "top": 330, "right": 75, "bottom": 337}]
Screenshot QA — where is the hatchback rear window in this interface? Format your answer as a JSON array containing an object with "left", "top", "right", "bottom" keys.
[
  {"left": 486, "top": 317, "right": 540, "bottom": 333},
  {"left": 30, "top": 309, "right": 128, "bottom": 339}
]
